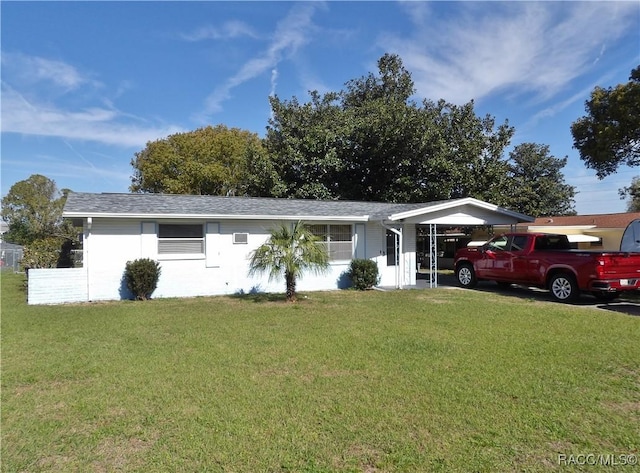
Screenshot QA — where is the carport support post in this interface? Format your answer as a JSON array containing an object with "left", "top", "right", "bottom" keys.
[{"left": 429, "top": 223, "right": 438, "bottom": 288}]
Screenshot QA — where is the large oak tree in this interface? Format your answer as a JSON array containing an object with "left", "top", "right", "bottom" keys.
[{"left": 265, "top": 54, "right": 517, "bottom": 204}]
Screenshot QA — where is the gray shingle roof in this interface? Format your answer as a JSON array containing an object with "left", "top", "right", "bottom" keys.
[{"left": 63, "top": 192, "right": 433, "bottom": 221}]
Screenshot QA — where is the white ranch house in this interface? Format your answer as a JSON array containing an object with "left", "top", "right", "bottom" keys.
[{"left": 28, "top": 193, "right": 533, "bottom": 304}]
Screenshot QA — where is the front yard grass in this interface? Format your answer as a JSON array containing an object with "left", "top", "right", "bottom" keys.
[{"left": 2, "top": 272, "right": 639, "bottom": 472}]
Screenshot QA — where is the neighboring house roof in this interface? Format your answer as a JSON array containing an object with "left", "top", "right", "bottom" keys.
[
  {"left": 63, "top": 193, "right": 533, "bottom": 224},
  {"left": 518, "top": 212, "right": 640, "bottom": 230}
]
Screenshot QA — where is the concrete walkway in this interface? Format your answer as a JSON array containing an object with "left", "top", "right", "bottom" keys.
[{"left": 376, "top": 271, "right": 458, "bottom": 291}]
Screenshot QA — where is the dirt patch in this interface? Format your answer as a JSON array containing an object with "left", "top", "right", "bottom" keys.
[
  {"left": 36, "top": 454, "right": 72, "bottom": 471},
  {"left": 91, "top": 432, "right": 158, "bottom": 472},
  {"left": 605, "top": 401, "right": 640, "bottom": 414},
  {"left": 333, "top": 444, "right": 383, "bottom": 472}
]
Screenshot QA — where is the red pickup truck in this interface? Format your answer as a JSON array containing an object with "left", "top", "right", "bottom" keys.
[{"left": 454, "top": 233, "right": 640, "bottom": 302}]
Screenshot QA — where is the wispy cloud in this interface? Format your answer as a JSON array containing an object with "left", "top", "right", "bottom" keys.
[
  {"left": 1, "top": 53, "right": 183, "bottom": 148},
  {"left": 269, "top": 68, "right": 279, "bottom": 97},
  {"left": 386, "top": 2, "right": 638, "bottom": 105},
  {"left": 1, "top": 52, "right": 99, "bottom": 91},
  {"left": 2, "top": 155, "right": 131, "bottom": 189},
  {"left": 199, "top": 2, "right": 323, "bottom": 117},
  {"left": 180, "top": 20, "right": 259, "bottom": 41}
]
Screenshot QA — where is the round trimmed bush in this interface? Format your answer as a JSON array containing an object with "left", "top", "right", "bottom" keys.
[
  {"left": 124, "top": 258, "right": 161, "bottom": 300},
  {"left": 348, "top": 259, "right": 379, "bottom": 290}
]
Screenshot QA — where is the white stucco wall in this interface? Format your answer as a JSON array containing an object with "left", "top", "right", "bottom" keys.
[
  {"left": 373, "top": 223, "right": 416, "bottom": 288},
  {"left": 27, "top": 218, "right": 417, "bottom": 304},
  {"left": 85, "top": 219, "right": 145, "bottom": 301},
  {"left": 79, "top": 218, "right": 415, "bottom": 302}
]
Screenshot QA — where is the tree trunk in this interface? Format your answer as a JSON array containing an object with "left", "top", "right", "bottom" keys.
[{"left": 285, "top": 271, "right": 297, "bottom": 302}]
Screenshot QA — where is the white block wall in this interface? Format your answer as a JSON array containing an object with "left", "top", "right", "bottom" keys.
[{"left": 28, "top": 268, "right": 88, "bottom": 305}]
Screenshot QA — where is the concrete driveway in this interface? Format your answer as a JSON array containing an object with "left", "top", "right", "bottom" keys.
[{"left": 412, "top": 271, "right": 640, "bottom": 317}]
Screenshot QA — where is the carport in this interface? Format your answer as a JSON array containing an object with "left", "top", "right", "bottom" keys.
[{"left": 383, "top": 198, "right": 534, "bottom": 289}]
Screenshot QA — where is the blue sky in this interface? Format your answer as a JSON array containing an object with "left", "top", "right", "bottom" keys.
[{"left": 2, "top": 1, "right": 639, "bottom": 215}]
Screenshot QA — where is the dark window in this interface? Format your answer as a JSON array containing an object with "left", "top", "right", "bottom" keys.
[
  {"left": 158, "top": 224, "right": 203, "bottom": 238},
  {"left": 535, "top": 235, "right": 570, "bottom": 251},
  {"left": 386, "top": 230, "right": 398, "bottom": 266},
  {"left": 510, "top": 235, "right": 528, "bottom": 251},
  {"left": 158, "top": 224, "right": 204, "bottom": 254}
]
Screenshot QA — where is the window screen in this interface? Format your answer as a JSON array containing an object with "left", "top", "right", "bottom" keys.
[
  {"left": 158, "top": 224, "right": 204, "bottom": 254},
  {"left": 309, "top": 224, "right": 353, "bottom": 261}
]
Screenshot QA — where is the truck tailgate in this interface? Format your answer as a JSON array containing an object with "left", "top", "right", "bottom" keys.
[{"left": 599, "top": 253, "right": 640, "bottom": 278}]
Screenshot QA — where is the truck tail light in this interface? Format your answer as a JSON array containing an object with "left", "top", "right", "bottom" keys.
[{"left": 596, "top": 257, "right": 606, "bottom": 278}]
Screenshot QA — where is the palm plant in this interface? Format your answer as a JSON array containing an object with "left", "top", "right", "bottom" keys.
[{"left": 248, "top": 221, "right": 330, "bottom": 302}]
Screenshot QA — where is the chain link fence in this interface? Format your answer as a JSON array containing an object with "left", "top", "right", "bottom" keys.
[
  {"left": 0, "top": 244, "right": 83, "bottom": 272},
  {"left": 1, "top": 246, "right": 24, "bottom": 272}
]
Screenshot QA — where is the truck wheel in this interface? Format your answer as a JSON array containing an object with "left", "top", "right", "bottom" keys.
[
  {"left": 549, "top": 273, "right": 579, "bottom": 303},
  {"left": 456, "top": 264, "right": 477, "bottom": 288}
]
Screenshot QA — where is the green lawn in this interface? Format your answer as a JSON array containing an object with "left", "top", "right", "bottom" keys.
[{"left": 2, "top": 272, "right": 639, "bottom": 472}]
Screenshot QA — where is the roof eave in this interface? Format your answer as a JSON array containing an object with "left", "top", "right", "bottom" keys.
[
  {"left": 387, "top": 197, "right": 534, "bottom": 222},
  {"left": 63, "top": 212, "right": 370, "bottom": 222},
  {"left": 526, "top": 225, "right": 597, "bottom": 231}
]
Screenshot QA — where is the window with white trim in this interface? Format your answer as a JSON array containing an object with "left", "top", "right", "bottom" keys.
[
  {"left": 308, "top": 224, "right": 353, "bottom": 261},
  {"left": 158, "top": 224, "right": 204, "bottom": 254}
]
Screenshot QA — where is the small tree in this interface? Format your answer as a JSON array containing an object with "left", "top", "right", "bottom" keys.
[
  {"left": 347, "top": 259, "right": 379, "bottom": 290},
  {"left": 619, "top": 176, "right": 640, "bottom": 212},
  {"left": 506, "top": 143, "right": 576, "bottom": 217},
  {"left": 1, "top": 174, "right": 73, "bottom": 245},
  {"left": 130, "top": 124, "right": 267, "bottom": 196},
  {"left": 124, "top": 258, "right": 161, "bottom": 300},
  {"left": 21, "top": 237, "right": 65, "bottom": 271},
  {"left": 248, "top": 221, "right": 329, "bottom": 302}
]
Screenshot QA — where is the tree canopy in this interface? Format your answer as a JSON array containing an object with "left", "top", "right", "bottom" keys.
[
  {"left": 571, "top": 65, "right": 640, "bottom": 178},
  {"left": 619, "top": 176, "right": 640, "bottom": 212},
  {"left": 130, "top": 54, "right": 575, "bottom": 216},
  {"left": 1, "top": 174, "right": 72, "bottom": 245},
  {"left": 505, "top": 143, "right": 576, "bottom": 217},
  {"left": 264, "top": 54, "right": 518, "bottom": 204},
  {"left": 130, "top": 125, "right": 269, "bottom": 195}
]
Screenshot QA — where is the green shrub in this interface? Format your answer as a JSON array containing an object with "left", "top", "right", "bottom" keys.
[
  {"left": 21, "top": 237, "right": 65, "bottom": 271},
  {"left": 124, "top": 258, "right": 161, "bottom": 300},
  {"left": 347, "top": 258, "right": 379, "bottom": 290}
]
